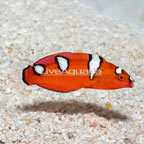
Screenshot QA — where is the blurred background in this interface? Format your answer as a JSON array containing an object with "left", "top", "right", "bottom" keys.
[{"left": 78, "top": 0, "right": 144, "bottom": 28}]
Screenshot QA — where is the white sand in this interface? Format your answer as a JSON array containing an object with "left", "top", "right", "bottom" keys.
[{"left": 0, "top": 0, "right": 144, "bottom": 143}]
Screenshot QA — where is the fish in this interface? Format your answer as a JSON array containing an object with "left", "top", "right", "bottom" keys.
[{"left": 22, "top": 52, "right": 134, "bottom": 92}]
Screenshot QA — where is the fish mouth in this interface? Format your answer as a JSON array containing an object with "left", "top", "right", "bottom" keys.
[{"left": 129, "top": 80, "right": 134, "bottom": 88}]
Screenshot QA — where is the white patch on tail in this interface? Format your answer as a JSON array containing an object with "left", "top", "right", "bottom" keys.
[{"left": 34, "top": 65, "right": 44, "bottom": 75}]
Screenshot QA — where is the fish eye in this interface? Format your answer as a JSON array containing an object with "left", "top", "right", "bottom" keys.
[{"left": 118, "top": 74, "right": 126, "bottom": 81}]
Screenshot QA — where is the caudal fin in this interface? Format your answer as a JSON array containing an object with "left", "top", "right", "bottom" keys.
[{"left": 22, "top": 65, "right": 35, "bottom": 85}]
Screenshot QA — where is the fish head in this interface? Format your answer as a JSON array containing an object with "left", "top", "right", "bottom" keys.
[{"left": 103, "top": 63, "right": 134, "bottom": 90}]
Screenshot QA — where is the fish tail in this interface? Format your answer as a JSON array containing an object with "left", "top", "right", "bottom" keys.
[{"left": 22, "top": 65, "right": 35, "bottom": 85}]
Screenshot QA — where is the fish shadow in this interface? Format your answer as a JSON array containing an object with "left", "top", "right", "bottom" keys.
[{"left": 21, "top": 100, "right": 128, "bottom": 120}]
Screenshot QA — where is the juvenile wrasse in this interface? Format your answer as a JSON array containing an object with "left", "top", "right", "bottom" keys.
[{"left": 22, "top": 52, "right": 134, "bottom": 92}]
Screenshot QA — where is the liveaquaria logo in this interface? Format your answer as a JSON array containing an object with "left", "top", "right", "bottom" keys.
[{"left": 43, "top": 68, "right": 102, "bottom": 76}]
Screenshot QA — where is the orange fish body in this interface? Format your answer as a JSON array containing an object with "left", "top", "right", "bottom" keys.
[{"left": 23, "top": 52, "right": 134, "bottom": 92}]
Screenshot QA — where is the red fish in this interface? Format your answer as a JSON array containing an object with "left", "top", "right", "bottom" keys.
[{"left": 22, "top": 52, "right": 134, "bottom": 92}]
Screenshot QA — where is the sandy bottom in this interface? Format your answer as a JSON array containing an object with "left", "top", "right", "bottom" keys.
[{"left": 0, "top": 0, "right": 144, "bottom": 143}]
